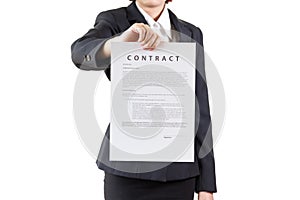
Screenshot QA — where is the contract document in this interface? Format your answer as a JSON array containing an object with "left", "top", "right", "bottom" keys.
[{"left": 110, "top": 42, "right": 196, "bottom": 162}]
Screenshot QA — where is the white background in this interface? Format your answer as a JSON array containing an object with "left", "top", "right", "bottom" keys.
[{"left": 1, "top": 0, "right": 300, "bottom": 199}]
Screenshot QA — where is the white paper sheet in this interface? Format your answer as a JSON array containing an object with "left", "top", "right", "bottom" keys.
[{"left": 110, "top": 42, "right": 196, "bottom": 162}]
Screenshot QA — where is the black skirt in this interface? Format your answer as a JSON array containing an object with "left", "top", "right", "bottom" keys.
[{"left": 104, "top": 172, "right": 196, "bottom": 200}]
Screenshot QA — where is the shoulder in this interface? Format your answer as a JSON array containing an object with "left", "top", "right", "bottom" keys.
[
  {"left": 168, "top": 9, "right": 203, "bottom": 43},
  {"left": 180, "top": 19, "right": 203, "bottom": 41},
  {"left": 94, "top": 7, "right": 127, "bottom": 25}
]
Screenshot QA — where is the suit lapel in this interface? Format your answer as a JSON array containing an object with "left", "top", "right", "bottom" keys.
[
  {"left": 126, "top": 2, "right": 148, "bottom": 25},
  {"left": 168, "top": 9, "right": 193, "bottom": 42}
]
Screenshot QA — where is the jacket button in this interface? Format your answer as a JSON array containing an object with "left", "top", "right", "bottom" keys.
[{"left": 84, "top": 55, "right": 91, "bottom": 62}]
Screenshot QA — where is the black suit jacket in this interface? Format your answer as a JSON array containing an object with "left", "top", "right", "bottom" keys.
[{"left": 71, "top": 2, "right": 217, "bottom": 193}]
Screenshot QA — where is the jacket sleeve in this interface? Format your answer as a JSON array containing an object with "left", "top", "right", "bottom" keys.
[
  {"left": 71, "top": 11, "right": 120, "bottom": 78},
  {"left": 194, "top": 27, "right": 217, "bottom": 193}
]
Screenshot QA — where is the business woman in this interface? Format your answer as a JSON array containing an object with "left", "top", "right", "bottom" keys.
[{"left": 71, "top": 0, "right": 217, "bottom": 199}]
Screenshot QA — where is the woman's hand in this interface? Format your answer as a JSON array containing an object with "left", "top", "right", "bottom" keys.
[
  {"left": 125, "top": 23, "right": 161, "bottom": 50},
  {"left": 101, "top": 23, "right": 161, "bottom": 57},
  {"left": 198, "top": 192, "right": 214, "bottom": 200}
]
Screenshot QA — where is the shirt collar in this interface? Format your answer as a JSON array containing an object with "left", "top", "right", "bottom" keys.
[{"left": 135, "top": 2, "right": 172, "bottom": 39}]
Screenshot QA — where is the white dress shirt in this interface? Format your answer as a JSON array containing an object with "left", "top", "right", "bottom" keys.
[{"left": 135, "top": 2, "right": 172, "bottom": 42}]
